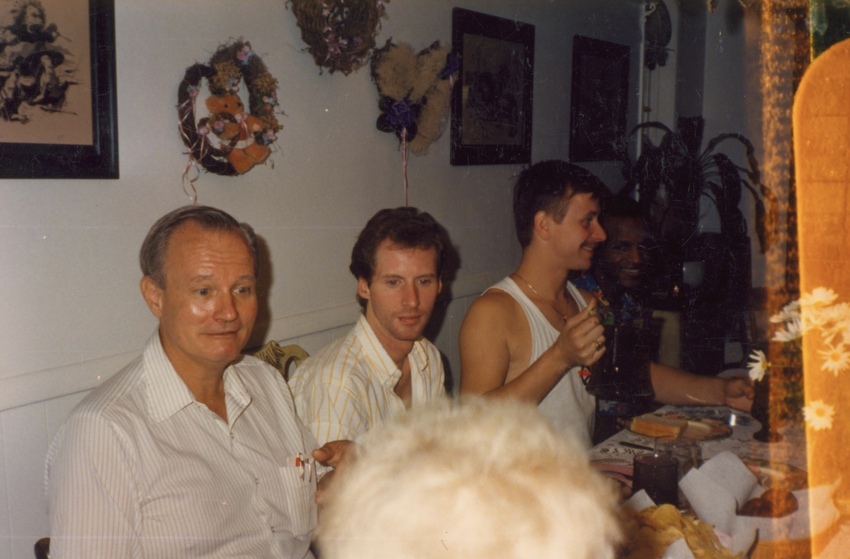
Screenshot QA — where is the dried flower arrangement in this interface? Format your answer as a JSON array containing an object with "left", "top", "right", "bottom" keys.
[
  {"left": 289, "top": 0, "right": 388, "bottom": 75},
  {"left": 371, "top": 40, "right": 459, "bottom": 155},
  {"left": 370, "top": 39, "right": 459, "bottom": 204},
  {"left": 177, "top": 40, "right": 283, "bottom": 191}
]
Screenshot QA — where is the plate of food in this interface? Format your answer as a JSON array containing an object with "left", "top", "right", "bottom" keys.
[
  {"left": 740, "top": 457, "right": 808, "bottom": 491},
  {"left": 628, "top": 410, "right": 732, "bottom": 441}
]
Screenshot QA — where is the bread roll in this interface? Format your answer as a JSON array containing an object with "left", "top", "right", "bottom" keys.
[
  {"left": 629, "top": 414, "right": 686, "bottom": 438},
  {"left": 739, "top": 489, "right": 798, "bottom": 517}
]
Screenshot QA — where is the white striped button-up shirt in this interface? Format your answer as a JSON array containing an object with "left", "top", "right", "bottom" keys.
[
  {"left": 46, "top": 331, "right": 318, "bottom": 559},
  {"left": 290, "top": 315, "right": 446, "bottom": 445}
]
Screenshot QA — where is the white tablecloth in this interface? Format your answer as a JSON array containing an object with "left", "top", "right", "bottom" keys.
[{"left": 588, "top": 406, "right": 850, "bottom": 558}]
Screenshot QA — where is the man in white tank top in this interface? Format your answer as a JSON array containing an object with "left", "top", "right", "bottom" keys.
[
  {"left": 459, "top": 161, "right": 754, "bottom": 448},
  {"left": 459, "top": 161, "right": 609, "bottom": 447}
]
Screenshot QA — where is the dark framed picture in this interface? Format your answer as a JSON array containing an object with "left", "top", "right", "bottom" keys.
[
  {"left": 569, "top": 35, "right": 630, "bottom": 162},
  {"left": 0, "top": 0, "right": 118, "bottom": 179},
  {"left": 451, "top": 7, "right": 534, "bottom": 166}
]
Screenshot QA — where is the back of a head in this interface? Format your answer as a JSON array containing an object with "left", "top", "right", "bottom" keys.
[
  {"left": 513, "top": 160, "right": 610, "bottom": 248},
  {"left": 318, "top": 397, "right": 621, "bottom": 559}
]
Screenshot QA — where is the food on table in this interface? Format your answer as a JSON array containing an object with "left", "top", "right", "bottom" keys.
[
  {"left": 628, "top": 411, "right": 732, "bottom": 441},
  {"left": 629, "top": 414, "right": 686, "bottom": 438},
  {"left": 740, "top": 457, "right": 808, "bottom": 491},
  {"left": 739, "top": 488, "right": 798, "bottom": 518},
  {"left": 620, "top": 504, "right": 740, "bottom": 559}
]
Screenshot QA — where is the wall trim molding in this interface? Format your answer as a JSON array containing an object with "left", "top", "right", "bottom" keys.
[{"left": 0, "top": 272, "right": 499, "bottom": 412}]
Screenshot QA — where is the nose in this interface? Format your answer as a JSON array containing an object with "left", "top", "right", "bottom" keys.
[
  {"left": 626, "top": 245, "right": 643, "bottom": 264},
  {"left": 593, "top": 220, "right": 606, "bottom": 242},
  {"left": 402, "top": 283, "right": 420, "bottom": 309},
  {"left": 215, "top": 293, "right": 238, "bottom": 322}
]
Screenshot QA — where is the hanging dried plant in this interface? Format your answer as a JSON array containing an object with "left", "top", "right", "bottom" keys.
[{"left": 288, "top": 0, "right": 388, "bottom": 75}]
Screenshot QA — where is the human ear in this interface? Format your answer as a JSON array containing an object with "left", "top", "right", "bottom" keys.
[
  {"left": 140, "top": 276, "right": 164, "bottom": 318},
  {"left": 356, "top": 277, "right": 371, "bottom": 303},
  {"left": 533, "top": 210, "right": 552, "bottom": 241}
]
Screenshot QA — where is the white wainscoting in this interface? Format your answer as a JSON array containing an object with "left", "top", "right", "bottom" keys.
[{"left": 0, "top": 273, "right": 496, "bottom": 558}]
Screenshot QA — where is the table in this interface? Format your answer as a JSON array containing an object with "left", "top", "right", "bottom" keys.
[
  {"left": 590, "top": 407, "right": 806, "bottom": 471},
  {"left": 589, "top": 406, "right": 850, "bottom": 558}
]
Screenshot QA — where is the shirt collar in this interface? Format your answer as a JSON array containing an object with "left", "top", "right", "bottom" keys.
[{"left": 142, "top": 330, "right": 252, "bottom": 422}]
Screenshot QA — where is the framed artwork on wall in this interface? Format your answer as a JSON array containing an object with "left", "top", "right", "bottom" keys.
[
  {"left": 569, "top": 35, "right": 630, "bottom": 162},
  {"left": 0, "top": 0, "right": 118, "bottom": 179},
  {"left": 450, "top": 7, "right": 534, "bottom": 166}
]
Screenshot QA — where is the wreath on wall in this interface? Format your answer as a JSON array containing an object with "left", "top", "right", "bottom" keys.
[
  {"left": 288, "top": 0, "right": 388, "bottom": 75},
  {"left": 177, "top": 40, "right": 283, "bottom": 193},
  {"left": 370, "top": 39, "right": 459, "bottom": 204}
]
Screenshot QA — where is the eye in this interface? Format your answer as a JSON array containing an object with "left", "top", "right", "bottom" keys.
[
  {"left": 418, "top": 278, "right": 433, "bottom": 286},
  {"left": 197, "top": 288, "right": 210, "bottom": 296},
  {"left": 386, "top": 279, "right": 400, "bottom": 287},
  {"left": 235, "top": 286, "right": 253, "bottom": 296}
]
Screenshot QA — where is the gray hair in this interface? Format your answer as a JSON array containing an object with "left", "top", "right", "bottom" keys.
[
  {"left": 318, "top": 397, "right": 621, "bottom": 559},
  {"left": 139, "top": 205, "right": 258, "bottom": 287}
]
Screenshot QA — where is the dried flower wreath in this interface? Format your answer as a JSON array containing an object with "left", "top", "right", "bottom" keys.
[
  {"left": 288, "top": 0, "right": 388, "bottom": 75},
  {"left": 370, "top": 39, "right": 459, "bottom": 203},
  {"left": 177, "top": 40, "right": 282, "bottom": 193}
]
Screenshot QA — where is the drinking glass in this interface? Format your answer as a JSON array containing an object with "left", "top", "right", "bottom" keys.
[
  {"left": 655, "top": 436, "right": 702, "bottom": 510},
  {"left": 632, "top": 451, "right": 679, "bottom": 507}
]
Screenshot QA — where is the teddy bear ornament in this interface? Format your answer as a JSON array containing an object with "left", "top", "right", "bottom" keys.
[{"left": 178, "top": 40, "right": 282, "bottom": 186}]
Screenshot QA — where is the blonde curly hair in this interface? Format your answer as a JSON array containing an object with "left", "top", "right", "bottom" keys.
[{"left": 317, "top": 397, "right": 621, "bottom": 559}]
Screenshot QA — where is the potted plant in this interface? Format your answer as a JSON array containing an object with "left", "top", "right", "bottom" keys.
[{"left": 616, "top": 116, "right": 778, "bottom": 374}]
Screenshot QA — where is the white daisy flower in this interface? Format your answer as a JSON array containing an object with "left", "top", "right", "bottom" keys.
[
  {"left": 818, "top": 302, "right": 850, "bottom": 342},
  {"left": 803, "top": 400, "right": 836, "bottom": 431},
  {"left": 772, "top": 316, "right": 804, "bottom": 342},
  {"left": 747, "top": 349, "right": 769, "bottom": 382},
  {"left": 819, "top": 343, "right": 850, "bottom": 376},
  {"left": 770, "top": 300, "right": 800, "bottom": 323},
  {"left": 800, "top": 287, "right": 839, "bottom": 309}
]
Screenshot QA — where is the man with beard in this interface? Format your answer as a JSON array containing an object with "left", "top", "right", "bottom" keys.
[{"left": 290, "top": 207, "right": 450, "bottom": 445}]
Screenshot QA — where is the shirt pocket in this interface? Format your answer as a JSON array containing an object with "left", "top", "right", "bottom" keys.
[{"left": 276, "top": 465, "right": 317, "bottom": 537}]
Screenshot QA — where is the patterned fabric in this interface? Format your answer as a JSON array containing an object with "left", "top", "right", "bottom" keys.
[
  {"left": 573, "top": 272, "right": 645, "bottom": 324},
  {"left": 289, "top": 314, "right": 445, "bottom": 446},
  {"left": 487, "top": 278, "right": 596, "bottom": 448},
  {"left": 573, "top": 273, "right": 656, "bottom": 434},
  {"left": 46, "top": 331, "right": 318, "bottom": 559}
]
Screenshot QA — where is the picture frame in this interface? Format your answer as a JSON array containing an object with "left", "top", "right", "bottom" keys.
[
  {"left": 569, "top": 35, "right": 630, "bottom": 162},
  {"left": 0, "top": 0, "right": 118, "bottom": 179},
  {"left": 450, "top": 7, "right": 534, "bottom": 166}
]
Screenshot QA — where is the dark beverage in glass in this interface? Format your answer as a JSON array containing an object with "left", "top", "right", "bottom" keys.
[
  {"left": 632, "top": 452, "right": 679, "bottom": 507},
  {"left": 584, "top": 323, "right": 653, "bottom": 401}
]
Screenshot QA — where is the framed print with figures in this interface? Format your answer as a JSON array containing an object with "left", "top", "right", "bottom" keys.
[{"left": 0, "top": 0, "right": 118, "bottom": 178}]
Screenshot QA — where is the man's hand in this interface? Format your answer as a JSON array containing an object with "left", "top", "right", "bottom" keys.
[
  {"left": 312, "top": 440, "right": 355, "bottom": 506},
  {"left": 312, "top": 440, "right": 354, "bottom": 468},
  {"left": 553, "top": 301, "right": 606, "bottom": 368},
  {"left": 723, "top": 377, "right": 754, "bottom": 413}
]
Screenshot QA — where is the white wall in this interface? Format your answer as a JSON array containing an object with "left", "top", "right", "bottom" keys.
[{"left": 0, "top": 0, "right": 642, "bottom": 554}]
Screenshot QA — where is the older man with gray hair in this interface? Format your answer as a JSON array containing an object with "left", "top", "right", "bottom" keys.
[{"left": 46, "top": 205, "right": 346, "bottom": 559}]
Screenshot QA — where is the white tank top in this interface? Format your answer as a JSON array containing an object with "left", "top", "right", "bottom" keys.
[{"left": 488, "top": 277, "right": 596, "bottom": 448}]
